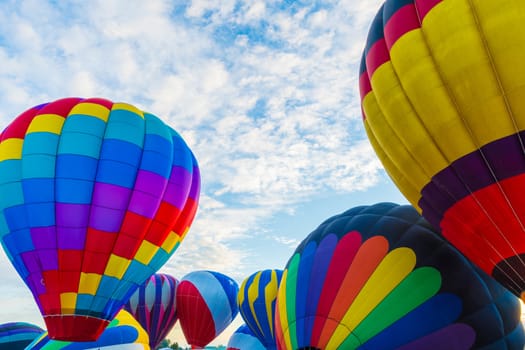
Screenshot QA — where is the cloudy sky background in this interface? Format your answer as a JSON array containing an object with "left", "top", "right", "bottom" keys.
[{"left": 0, "top": 0, "right": 420, "bottom": 346}]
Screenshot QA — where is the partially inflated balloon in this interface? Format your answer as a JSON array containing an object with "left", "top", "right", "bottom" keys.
[
  {"left": 360, "top": 0, "right": 525, "bottom": 298},
  {"left": 0, "top": 98, "right": 200, "bottom": 340},
  {"left": 26, "top": 310, "right": 150, "bottom": 349},
  {"left": 124, "top": 273, "right": 179, "bottom": 349},
  {"left": 275, "top": 203, "right": 525, "bottom": 350},
  {"left": 227, "top": 325, "right": 266, "bottom": 350},
  {"left": 0, "top": 322, "right": 43, "bottom": 350},
  {"left": 238, "top": 269, "right": 282, "bottom": 349},
  {"left": 177, "top": 270, "right": 239, "bottom": 348}
]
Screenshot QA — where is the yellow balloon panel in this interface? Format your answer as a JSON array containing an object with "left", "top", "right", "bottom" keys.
[{"left": 360, "top": 0, "right": 525, "bottom": 298}]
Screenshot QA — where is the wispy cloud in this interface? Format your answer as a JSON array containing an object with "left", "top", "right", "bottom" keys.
[
  {"left": 273, "top": 235, "right": 301, "bottom": 249},
  {"left": 0, "top": 0, "right": 387, "bottom": 343}
]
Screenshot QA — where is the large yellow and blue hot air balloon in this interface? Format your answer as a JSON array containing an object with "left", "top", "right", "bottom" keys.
[
  {"left": 0, "top": 97, "right": 200, "bottom": 341},
  {"left": 275, "top": 203, "right": 525, "bottom": 350},
  {"left": 360, "top": 0, "right": 525, "bottom": 298},
  {"left": 238, "top": 269, "right": 282, "bottom": 349}
]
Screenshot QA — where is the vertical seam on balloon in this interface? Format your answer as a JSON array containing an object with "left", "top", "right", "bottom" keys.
[
  {"left": 248, "top": 271, "right": 265, "bottom": 337},
  {"left": 265, "top": 270, "right": 277, "bottom": 342},
  {"left": 389, "top": 0, "right": 467, "bottom": 217},
  {"left": 100, "top": 107, "right": 154, "bottom": 320},
  {"left": 464, "top": 0, "right": 525, "bottom": 285},
  {"left": 17, "top": 108, "right": 50, "bottom": 320},
  {"left": 412, "top": 0, "right": 525, "bottom": 291},
  {"left": 363, "top": 5, "right": 448, "bottom": 213},
  {"left": 82, "top": 100, "right": 142, "bottom": 321},
  {"left": 53, "top": 99, "right": 88, "bottom": 319},
  {"left": 151, "top": 274, "right": 163, "bottom": 347},
  {"left": 78, "top": 99, "right": 111, "bottom": 321},
  {"left": 141, "top": 116, "right": 174, "bottom": 266}
]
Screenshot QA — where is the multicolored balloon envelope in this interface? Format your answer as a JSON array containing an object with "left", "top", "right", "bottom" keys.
[
  {"left": 124, "top": 273, "right": 179, "bottom": 349},
  {"left": 0, "top": 98, "right": 200, "bottom": 341},
  {"left": 360, "top": 0, "right": 525, "bottom": 299},
  {"left": 176, "top": 270, "right": 239, "bottom": 348},
  {"left": 275, "top": 203, "right": 525, "bottom": 350},
  {"left": 227, "top": 325, "right": 266, "bottom": 350},
  {"left": 26, "top": 309, "right": 150, "bottom": 349},
  {"left": 0, "top": 322, "right": 43, "bottom": 350},
  {"left": 238, "top": 269, "right": 282, "bottom": 349}
]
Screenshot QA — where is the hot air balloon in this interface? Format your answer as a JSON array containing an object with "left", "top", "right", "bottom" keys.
[
  {"left": 26, "top": 309, "right": 150, "bottom": 349},
  {"left": 227, "top": 324, "right": 266, "bottom": 350},
  {"left": 176, "top": 270, "right": 239, "bottom": 349},
  {"left": 0, "top": 97, "right": 200, "bottom": 341},
  {"left": 238, "top": 269, "right": 282, "bottom": 349},
  {"left": 275, "top": 203, "right": 525, "bottom": 350},
  {"left": 124, "top": 273, "right": 179, "bottom": 349},
  {"left": 360, "top": 0, "right": 525, "bottom": 299},
  {"left": 0, "top": 322, "right": 43, "bottom": 350}
]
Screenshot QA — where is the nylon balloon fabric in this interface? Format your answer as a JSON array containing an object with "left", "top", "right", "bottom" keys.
[
  {"left": 26, "top": 309, "right": 150, "bottom": 349},
  {"left": 238, "top": 269, "right": 283, "bottom": 349},
  {"left": 124, "top": 273, "right": 178, "bottom": 349},
  {"left": 0, "top": 322, "right": 43, "bottom": 350},
  {"left": 274, "top": 203, "right": 525, "bottom": 350},
  {"left": 227, "top": 324, "right": 266, "bottom": 350},
  {"left": 176, "top": 270, "right": 239, "bottom": 348},
  {"left": 0, "top": 97, "right": 200, "bottom": 341},
  {"left": 360, "top": 0, "right": 525, "bottom": 299}
]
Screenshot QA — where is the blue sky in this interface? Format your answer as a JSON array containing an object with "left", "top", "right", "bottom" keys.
[{"left": 0, "top": 0, "right": 418, "bottom": 346}]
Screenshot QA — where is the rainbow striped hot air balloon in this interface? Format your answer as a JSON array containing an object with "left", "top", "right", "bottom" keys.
[
  {"left": 124, "top": 273, "right": 179, "bottom": 349},
  {"left": 176, "top": 270, "right": 239, "bottom": 349},
  {"left": 275, "top": 203, "right": 525, "bottom": 350},
  {"left": 26, "top": 309, "right": 150, "bottom": 349},
  {"left": 238, "top": 269, "right": 282, "bottom": 349},
  {"left": 227, "top": 324, "right": 265, "bottom": 350},
  {"left": 360, "top": 0, "right": 525, "bottom": 300},
  {"left": 0, "top": 322, "right": 43, "bottom": 350},
  {"left": 0, "top": 97, "right": 200, "bottom": 341}
]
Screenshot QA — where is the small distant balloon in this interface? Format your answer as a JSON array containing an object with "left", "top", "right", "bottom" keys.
[
  {"left": 124, "top": 273, "right": 179, "bottom": 349},
  {"left": 238, "top": 269, "right": 282, "bottom": 349},
  {"left": 275, "top": 203, "right": 525, "bottom": 350},
  {"left": 227, "top": 324, "right": 266, "bottom": 350},
  {"left": 0, "top": 322, "right": 43, "bottom": 350},
  {"left": 177, "top": 270, "right": 239, "bottom": 348},
  {"left": 25, "top": 309, "right": 150, "bottom": 349},
  {"left": 0, "top": 98, "right": 200, "bottom": 341}
]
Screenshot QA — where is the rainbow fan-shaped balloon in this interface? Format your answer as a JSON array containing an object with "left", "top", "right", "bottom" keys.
[{"left": 275, "top": 203, "right": 525, "bottom": 350}]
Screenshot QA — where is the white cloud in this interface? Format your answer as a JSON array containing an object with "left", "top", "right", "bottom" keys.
[
  {"left": 242, "top": 1, "right": 266, "bottom": 22},
  {"left": 0, "top": 1, "right": 381, "bottom": 278},
  {"left": 273, "top": 235, "right": 301, "bottom": 248},
  {"left": 0, "top": 0, "right": 390, "bottom": 345}
]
